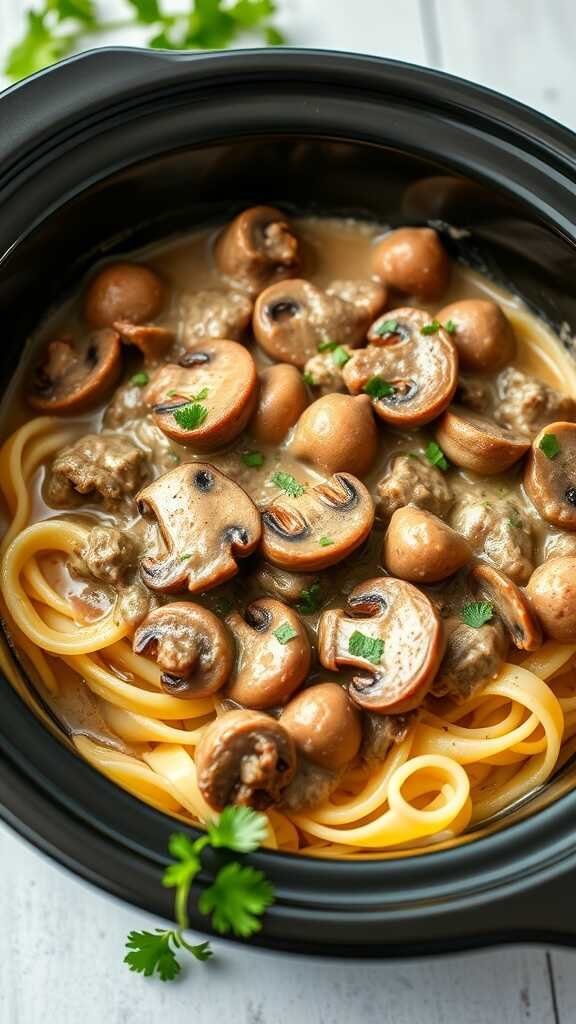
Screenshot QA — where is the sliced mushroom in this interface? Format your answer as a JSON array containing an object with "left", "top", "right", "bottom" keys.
[
  {"left": 437, "top": 299, "right": 515, "bottom": 373},
  {"left": 342, "top": 307, "right": 458, "bottom": 427},
  {"left": 318, "top": 577, "right": 444, "bottom": 713},
  {"left": 372, "top": 227, "right": 450, "bottom": 301},
  {"left": 113, "top": 321, "right": 174, "bottom": 360},
  {"left": 225, "top": 598, "right": 311, "bottom": 709},
  {"left": 144, "top": 340, "right": 257, "bottom": 450},
  {"left": 435, "top": 406, "right": 529, "bottom": 475},
  {"left": 214, "top": 206, "right": 300, "bottom": 295},
  {"left": 137, "top": 463, "right": 261, "bottom": 593},
  {"left": 470, "top": 563, "right": 542, "bottom": 651},
  {"left": 261, "top": 472, "right": 374, "bottom": 571},
  {"left": 383, "top": 507, "right": 472, "bottom": 583},
  {"left": 251, "top": 563, "right": 320, "bottom": 607},
  {"left": 524, "top": 422, "right": 576, "bottom": 529},
  {"left": 249, "top": 363, "right": 308, "bottom": 445},
  {"left": 84, "top": 261, "right": 165, "bottom": 328},
  {"left": 133, "top": 602, "right": 234, "bottom": 697},
  {"left": 28, "top": 330, "right": 122, "bottom": 413},
  {"left": 280, "top": 683, "right": 362, "bottom": 771},
  {"left": 253, "top": 278, "right": 385, "bottom": 367},
  {"left": 290, "top": 393, "right": 378, "bottom": 477},
  {"left": 195, "top": 709, "right": 297, "bottom": 811},
  {"left": 526, "top": 556, "right": 576, "bottom": 641}
]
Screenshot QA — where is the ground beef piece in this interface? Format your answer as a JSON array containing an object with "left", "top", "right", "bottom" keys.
[
  {"left": 377, "top": 455, "right": 453, "bottom": 519},
  {"left": 68, "top": 525, "right": 137, "bottom": 584},
  {"left": 280, "top": 758, "right": 340, "bottom": 811},
  {"left": 457, "top": 375, "right": 493, "bottom": 413},
  {"left": 432, "top": 616, "right": 508, "bottom": 699},
  {"left": 44, "top": 434, "right": 146, "bottom": 508},
  {"left": 495, "top": 367, "right": 576, "bottom": 437},
  {"left": 179, "top": 289, "right": 253, "bottom": 346},
  {"left": 303, "top": 347, "right": 351, "bottom": 393},
  {"left": 104, "top": 381, "right": 148, "bottom": 428},
  {"left": 451, "top": 498, "right": 533, "bottom": 584}
]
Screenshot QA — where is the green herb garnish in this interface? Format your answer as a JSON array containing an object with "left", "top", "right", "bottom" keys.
[
  {"left": 303, "top": 371, "right": 316, "bottom": 386},
  {"left": 273, "top": 621, "right": 299, "bottom": 644},
  {"left": 241, "top": 451, "right": 265, "bottom": 468},
  {"left": 130, "top": 371, "right": 149, "bottom": 387},
  {"left": 271, "top": 471, "right": 305, "bottom": 498},
  {"left": 421, "top": 320, "right": 441, "bottom": 335},
  {"left": 461, "top": 601, "right": 494, "bottom": 629},
  {"left": 425, "top": 440, "right": 449, "bottom": 471},
  {"left": 296, "top": 580, "right": 321, "bottom": 615},
  {"left": 539, "top": 433, "right": 561, "bottom": 459},
  {"left": 444, "top": 319, "right": 457, "bottom": 334},
  {"left": 319, "top": 536, "right": 334, "bottom": 547},
  {"left": 331, "top": 346, "right": 351, "bottom": 368},
  {"left": 373, "top": 318, "right": 399, "bottom": 337},
  {"left": 317, "top": 340, "right": 339, "bottom": 352},
  {"left": 363, "top": 376, "right": 395, "bottom": 400},
  {"left": 179, "top": 552, "right": 194, "bottom": 561},
  {"left": 348, "top": 630, "right": 385, "bottom": 665},
  {"left": 172, "top": 403, "right": 208, "bottom": 431}
]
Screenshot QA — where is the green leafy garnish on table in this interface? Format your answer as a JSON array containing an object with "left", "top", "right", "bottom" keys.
[
  {"left": 172, "top": 402, "right": 208, "bottom": 430},
  {"left": 348, "top": 630, "right": 384, "bottom": 665},
  {"left": 270, "top": 471, "right": 305, "bottom": 498},
  {"left": 5, "top": 0, "right": 286, "bottom": 82},
  {"left": 461, "top": 601, "right": 494, "bottom": 629},
  {"left": 425, "top": 440, "right": 449, "bottom": 471},
  {"left": 124, "top": 806, "right": 273, "bottom": 981},
  {"left": 539, "top": 433, "right": 560, "bottom": 459}
]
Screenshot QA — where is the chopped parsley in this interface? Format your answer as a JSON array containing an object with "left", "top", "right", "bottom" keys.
[
  {"left": 273, "top": 621, "right": 298, "bottom": 644},
  {"left": 363, "top": 376, "right": 395, "bottom": 400},
  {"left": 319, "top": 536, "right": 334, "bottom": 547},
  {"left": 271, "top": 471, "right": 305, "bottom": 498},
  {"left": 317, "top": 339, "right": 339, "bottom": 352},
  {"left": 425, "top": 440, "right": 449, "bottom": 471},
  {"left": 461, "top": 601, "right": 494, "bottom": 629},
  {"left": 167, "top": 386, "right": 209, "bottom": 401},
  {"left": 303, "top": 371, "right": 316, "bottom": 386},
  {"left": 130, "top": 371, "right": 149, "bottom": 387},
  {"left": 331, "top": 345, "right": 351, "bottom": 368},
  {"left": 172, "top": 402, "right": 208, "bottom": 431},
  {"left": 539, "top": 433, "right": 561, "bottom": 459},
  {"left": 179, "top": 552, "right": 194, "bottom": 561},
  {"left": 373, "top": 318, "right": 399, "bottom": 337},
  {"left": 241, "top": 450, "right": 265, "bottom": 468},
  {"left": 421, "top": 320, "right": 441, "bottom": 335},
  {"left": 348, "top": 630, "right": 385, "bottom": 665},
  {"left": 296, "top": 580, "right": 321, "bottom": 615},
  {"left": 444, "top": 319, "right": 457, "bottom": 334}
]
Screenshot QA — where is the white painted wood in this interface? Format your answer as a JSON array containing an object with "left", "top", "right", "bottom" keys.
[{"left": 1, "top": 0, "right": 575, "bottom": 1021}]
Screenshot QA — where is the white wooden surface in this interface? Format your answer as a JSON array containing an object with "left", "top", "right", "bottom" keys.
[{"left": 1, "top": 1, "right": 575, "bottom": 1021}]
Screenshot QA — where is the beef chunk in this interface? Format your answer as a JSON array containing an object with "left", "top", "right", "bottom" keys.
[
  {"left": 104, "top": 381, "right": 148, "bottom": 428},
  {"left": 280, "top": 758, "right": 340, "bottom": 811},
  {"left": 432, "top": 616, "right": 508, "bottom": 699},
  {"left": 69, "top": 525, "right": 137, "bottom": 584},
  {"left": 303, "top": 347, "right": 351, "bottom": 394},
  {"left": 360, "top": 710, "right": 417, "bottom": 761},
  {"left": 44, "top": 434, "right": 146, "bottom": 508},
  {"left": 377, "top": 454, "right": 453, "bottom": 519},
  {"left": 495, "top": 367, "right": 576, "bottom": 438},
  {"left": 179, "top": 289, "right": 253, "bottom": 346},
  {"left": 451, "top": 498, "right": 533, "bottom": 584},
  {"left": 457, "top": 375, "right": 492, "bottom": 413}
]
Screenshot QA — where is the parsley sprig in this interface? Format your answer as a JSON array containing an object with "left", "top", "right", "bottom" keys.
[
  {"left": 124, "top": 806, "right": 273, "bottom": 982},
  {"left": 5, "top": 0, "right": 286, "bottom": 82},
  {"left": 271, "top": 471, "right": 305, "bottom": 497},
  {"left": 348, "top": 630, "right": 384, "bottom": 665},
  {"left": 461, "top": 601, "right": 494, "bottom": 629}
]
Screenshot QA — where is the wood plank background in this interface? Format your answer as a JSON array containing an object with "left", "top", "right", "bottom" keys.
[{"left": 0, "top": 1, "right": 575, "bottom": 1021}]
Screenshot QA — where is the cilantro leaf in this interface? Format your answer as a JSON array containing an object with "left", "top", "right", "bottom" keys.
[
  {"left": 126, "top": 0, "right": 162, "bottom": 23},
  {"left": 172, "top": 403, "right": 208, "bottom": 431},
  {"left": 363, "top": 376, "right": 395, "bottom": 400},
  {"left": 5, "top": 11, "right": 68, "bottom": 80},
  {"left": 461, "top": 601, "right": 494, "bottom": 629},
  {"left": 265, "top": 25, "right": 285, "bottom": 44},
  {"left": 230, "top": 0, "right": 276, "bottom": 28},
  {"left": 242, "top": 450, "right": 265, "bottom": 468},
  {"left": 53, "top": 0, "right": 96, "bottom": 21},
  {"left": 421, "top": 320, "right": 441, "bottom": 335},
  {"left": 373, "top": 318, "right": 399, "bottom": 337},
  {"left": 199, "top": 862, "right": 275, "bottom": 938},
  {"left": 206, "top": 806, "right": 269, "bottom": 853},
  {"left": 425, "top": 440, "right": 449, "bottom": 471},
  {"left": 271, "top": 471, "right": 305, "bottom": 497},
  {"left": 162, "top": 833, "right": 203, "bottom": 930},
  {"left": 130, "top": 371, "right": 149, "bottom": 387},
  {"left": 124, "top": 930, "right": 181, "bottom": 982},
  {"left": 177, "top": 936, "right": 213, "bottom": 961},
  {"left": 273, "top": 621, "right": 298, "bottom": 644},
  {"left": 539, "top": 433, "right": 560, "bottom": 459},
  {"left": 331, "top": 345, "right": 351, "bottom": 368},
  {"left": 348, "top": 630, "right": 385, "bottom": 665},
  {"left": 296, "top": 580, "right": 321, "bottom": 615}
]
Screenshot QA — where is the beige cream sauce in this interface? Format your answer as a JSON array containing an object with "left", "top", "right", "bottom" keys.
[{"left": 7, "top": 216, "right": 576, "bottom": 750}]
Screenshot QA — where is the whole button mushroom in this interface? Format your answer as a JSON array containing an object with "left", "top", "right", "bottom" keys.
[
  {"left": 372, "top": 227, "right": 450, "bottom": 301},
  {"left": 342, "top": 308, "right": 458, "bottom": 427},
  {"left": 526, "top": 556, "right": 576, "bottom": 641},
  {"left": 318, "top": 577, "right": 444, "bottom": 713},
  {"left": 469, "top": 563, "right": 542, "bottom": 651},
  {"left": 137, "top": 463, "right": 261, "bottom": 593},
  {"left": 437, "top": 298, "right": 516, "bottom": 373},
  {"left": 280, "top": 683, "right": 362, "bottom": 772},
  {"left": 84, "top": 261, "right": 166, "bottom": 328},
  {"left": 383, "top": 507, "right": 472, "bottom": 584},
  {"left": 261, "top": 472, "right": 374, "bottom": 572},
  {"left": 144, "top": 340, "right": 258, "bottom": 450},
  {"left": 253, "top": 278, "right": 385, "bottom": 367},
  {"left": 290, "top": 393, "right": 378, "bottom": 477},
  {"left": 133, "top": 603, "right": 234, "bottom": 697},
  {"left": 195, "top": 709, "right": 297, "bottom": 811},
  {"left": 225, "top": 598, "right": 311, "bottom": 709},
  {"left": 28, "top": 330, "right": 122, "bottom": 413},
  {"left": 435, "top": 406, "right": 529, "bottom": 475},
  {"left": 249, "top": 364, "right": 308, "bottom": 445},
  {"left": 524, "top": 422, "right": 576, "bottom": 529},
  {"left": 214, "top": 205, "right": 300, "bottom": 295}
]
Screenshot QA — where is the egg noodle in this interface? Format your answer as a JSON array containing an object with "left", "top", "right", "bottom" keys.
[{"left": 1, "top": 415, "right": 575, "bottom": 858}]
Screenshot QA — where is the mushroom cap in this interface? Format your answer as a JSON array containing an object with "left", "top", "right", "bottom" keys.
[
  {"left": 144, "top": 340, "right": 258, "bottom": 450},
  {"left": 113, "top": 321, "right": 174, "bottom": 360},
  {"left": 225, "top": 598, "right": 311, "bottom": 709},
  {"left": 137, "top": 463, "right": 261, "bottom": 593},
  {"left": 436, "top": 298, "right": 516, "bottom": 373},
  {"left": 261, "top": 472, "right": 375, "bottom": 572},
  {"left": 318, "top": 576, "right": 444, "bottom": 713},
  {"left": 84, "top": 261, "right": 165, "bottom": 328},
  {"left": 290, "top": 392, "right": 378, "bottom": 477},
  {"left": 436, "top": 405, "right": 529, "bottom": 475},
  {"left": 342, "top": 307, "right": 458, "bottom": 427},
  {"left": 280, "top": 682, "right": 362, "bottom": 771},
  {"left": 469, "top": 562, "right": 542, "bottom": 651},
  {"left": 28, "top": 331, "right": 122, "bottom": 414},
  {"left": 249, "top": 363, "right": 308, "bottom": 445},
  {"left": 524, "top": 422, "right": 576, "bottom": 529},
  {"left": 526, "top": 556, "right": 576, "bottom": 642},
  {"left": 253, "top": 278, "right": 383, "bottom": 367},
  {"left": 372, "top": 227, "right": 450, "bottom": 301},
  {"left": 195, "top": 709, "right": 297, "bottom": 811},
  {"left": 214, "top": 205, "right": 299, "bottom": 294},
  {"left": 251, "top": 562, "right": 320, "bottom": 606},
  {"left": 383, "top": 507, "right": 472, "bottom": 583},
  {"left": 133, "top": 602, "right": 234, "bottom": 697}
]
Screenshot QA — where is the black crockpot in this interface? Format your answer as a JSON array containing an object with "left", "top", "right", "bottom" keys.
[{"left": 1, "top": 48, "right": 576, "bottom": 957}]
